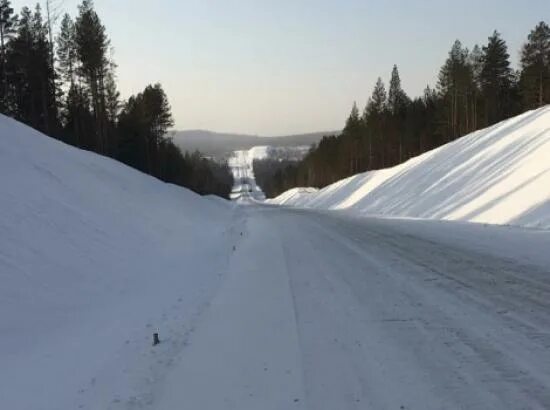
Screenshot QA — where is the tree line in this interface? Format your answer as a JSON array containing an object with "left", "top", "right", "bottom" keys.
[
  {"left": 257, "top": 23, "right": 550, "bottom": 198},
  {"left": 253, "top": 158, "right": 300, "bottom": 199},
  {"left": 0, "top": 0, "right": 233, "bottom": 198}
]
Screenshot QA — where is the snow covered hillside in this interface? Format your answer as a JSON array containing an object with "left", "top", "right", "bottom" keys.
[
  {"left": 0, "top": 115, "right": 234, "bottom": 410},
  {"left": 269, "top": 106, "right": 550, "bottom": 229}
]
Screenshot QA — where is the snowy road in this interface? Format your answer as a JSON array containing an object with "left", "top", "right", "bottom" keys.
[
  {"left": 156, "top": 204, "right": 550, "bottom": 410},
  {"left": 229, "top": 149, "right": 266, "bottom": 200}
]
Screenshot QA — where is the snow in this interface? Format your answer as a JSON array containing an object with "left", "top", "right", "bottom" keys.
[
  {"left": 229, "top": 146, "right": 267, "bottom": 200},
  {"left": 3, "top": 109, "right": 550, "bottom": 410},
  {"left": 247, "top": 145, "right": 271, "bottom": 161},
  {"left": 155, "top": 205, "right": 550, "bottom": 409},
  {"left": 0, "top": 114, "right": 234, "bottom": 410},
  {"left": 155, "top": 213, "right": 305, "bottom": 410},
  {"left": 269, "top": 106, "right": 550, "bottom": 229},
  {"left": 270, "top": 187, "right": 319, "bottom": 205}
]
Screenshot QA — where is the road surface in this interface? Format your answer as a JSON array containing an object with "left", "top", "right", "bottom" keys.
[
  {"left": 155, "top": 203, "right": 550, "bottom": 410},
  {"left": 228, "top": 150, "right": 266, "bottom": 200}
]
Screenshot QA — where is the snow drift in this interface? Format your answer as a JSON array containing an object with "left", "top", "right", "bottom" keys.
[
  {"left": 269, "top": 106, "right": 550, "bottom": 229},
  {"left": 0, "top": 115, "right": 233, "bottom": 409}
]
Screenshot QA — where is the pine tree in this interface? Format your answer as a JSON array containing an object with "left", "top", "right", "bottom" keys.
[
  {"left": 56, "top": 13, "right": 77, "bottom": 86},
  {"left": 102, "top": 54, "right": 119, "bottom": 156},
  {"left": 388, "top": 65, "right": 409, "bottom": 115},
  {"left": 0, "top": 0, "right": 16, "bottom": 111},
  {"left": 118, "top": 83, "right": 173, "bottom": 174},
  {"left": 56, "top": 13, "right": 81, "bottom": 143},
  {"left": 480, "top": 31, "right": 514, "bottom": 125},
  {"left": 345, "top": 101, "right": 360, "bottom": 129},
  {"left": 64, "top": 83, "right": 94, "bottom": 147},
  {"left": 467, "top": 44, "right": 483, "bottom": 129},
  {"left": 74, "top": 0, "right": 110, "bottom": 152},
  {"left": 31, "top": 4, "right": 58, "bottom": 134},
  {"left": 44, "top": 0, "right": 62, "bottom": 73},
  {"left": 371, "top": 77, "right": 387, "bottom": 112},
  {"left": 342, "top": 102, "right": 362, "bottom": 173},
  {"left": 364, "top": 78, "right": 387, "bottom": 168},
  {"left": 520, "top": 21, "right": 550, "bottom": 108},
  {"left": 387, "top": 65, "right": 410, "bottom": 162},
  {"left": 142, "top": 83, "right": 173, "bottom": 142},
  {"left": 437, "top": 40, "right": 474, "bottom": 139},
  {"left": 6, "top": 6, "right": 31, "bottom": 120},
  {"left": 104, "top": 60, "right": 119, "bottom": 123}
]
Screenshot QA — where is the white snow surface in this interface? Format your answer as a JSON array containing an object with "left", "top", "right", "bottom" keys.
[
  {"left": 268, "top": 106, "right": 550, "bottom": 229},
  {"left": 0, "top": 115, "right": 235, "bottom": 409},
  {"left": 157, "top": 205, "right": 550, "bottom": 409},
  {"left": 3, "top": 111, "right": 550, "bottom": 410}
]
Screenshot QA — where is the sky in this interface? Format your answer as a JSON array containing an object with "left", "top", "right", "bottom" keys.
[{"left": 11, "top": 0, "right": 550, "bottom": 135}]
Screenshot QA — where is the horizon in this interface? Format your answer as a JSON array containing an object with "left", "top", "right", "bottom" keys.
[
  {"left": 173, "top": 128, "right": 339, "bottom": 138},
  {"left": 10, "top": 0, "right": 550, "bottom": 135}
]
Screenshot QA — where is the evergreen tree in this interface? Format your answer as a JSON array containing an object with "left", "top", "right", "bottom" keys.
[
  {"left": 74, "top": 0, "right": 110, "bottom": 152},
  {"left": 387, "top": 65, "right": 410, "bottom": 161},
  {"left": 6, "top": 6, "right": 32, "bottom": 120},
  {"left": 64, "top": 83, "right": 94, "bottom": 147},
  {"left": 480, "top": 31, "right": 514, "bottom": 125},
  {"left": 104, "top": 59, "right": 119, "bottom": 123},
  {"left": 56, "top": 13, "right": 77, "bottom": 87},
  {"left": 343, "top": 101, "right": 360, "bottom": 138},
  {"left": 56, "top": 13, "right": 81, "bottom": 144},
  {"left": 0, "top": 0, "right": 16, "bottom": 110},
  {"left": 4, "top": 5, "right": 57, "bottom": 133},
  {"left": 467, "top": 44, "right": 483, "bottom": 129},
  {"left": 520, "top": 21, "right": 550, "bottom": 108},
  {"left": 437, "top": 40, "right": 475, "bottom": 139},
  {"left": 388, "top": 65, "right": 409, "bottom": 115},
  {"left": 342, "top": 102, "right": 362, "bottom": 173},
  {"left": 103, "top": 55, "right": 119, "bottom": 155},
  {"left": 371, "top": 77, "right": 387, "bottom": 112},
  {"left": 118, "top": 83, "right": 173, "bottom": 174},
  {"left": 364, "top": 78, "right": 387, "bottom": 168},
  {"left": 31, "top": 4, "right": 58, "bottom": 134}
]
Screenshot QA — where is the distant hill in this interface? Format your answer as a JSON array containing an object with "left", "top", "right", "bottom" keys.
[{"left": 171, "top": 130, "right": 338, "bottom": 158}]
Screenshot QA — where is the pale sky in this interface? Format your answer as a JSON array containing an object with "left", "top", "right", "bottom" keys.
[{"left": 11, "top": 0, "right": 550, "bottom": 135}]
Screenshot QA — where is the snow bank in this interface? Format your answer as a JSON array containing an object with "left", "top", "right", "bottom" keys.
[
  {"left": 269, "top": 106, "right": 550, "bottom": 229},
  {"left": 270, "top": 187, "right": 319, "bottom": 206},
  {"left": 0, "top": 115, "right": 232, "bottom": 409}
]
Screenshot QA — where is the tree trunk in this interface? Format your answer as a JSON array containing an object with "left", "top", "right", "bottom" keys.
[{"left": 539, "top": 70, "right": 544, "bottom": 107}]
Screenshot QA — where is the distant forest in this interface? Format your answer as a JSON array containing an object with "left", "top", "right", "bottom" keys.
[
  {"left": 0, "top": 0, "right": 233, "bottom": 198},
  {"left": 257, "top": 23, "right": 550, "bottom": 198}
]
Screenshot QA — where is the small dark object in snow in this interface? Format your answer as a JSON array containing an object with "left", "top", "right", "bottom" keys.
[
  {"left": 240, "top": 232, "right": 243, "bottom": 236},
  {"left": 153, "top": 332, "right": 160, "bottom": 346},
  {"left": 294, "top": 398, "right": 300, "bottom": 402},
  {"left": 233, "top": 245, "right": 236, "bottom": 251}
]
